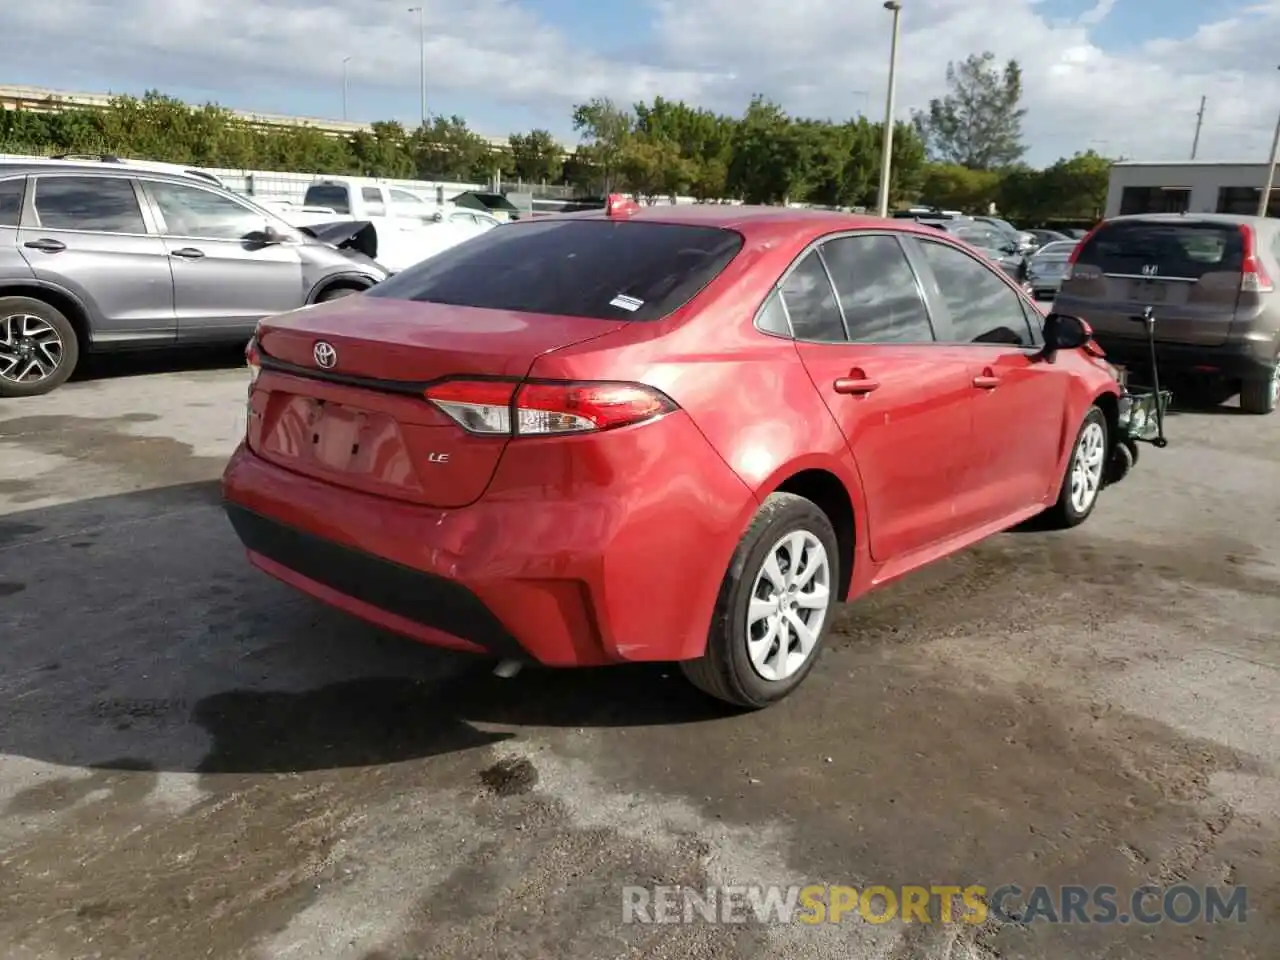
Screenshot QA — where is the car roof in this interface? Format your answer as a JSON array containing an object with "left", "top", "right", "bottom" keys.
[
  {"left": 0, "top": 158, "right": 222, "bottom": 186},
  {"left": 1102, "top": 212, "right": 1269, "bottom": 229},
  {"left": 552, "top": 203, "right": 961, "bottom": 246}
]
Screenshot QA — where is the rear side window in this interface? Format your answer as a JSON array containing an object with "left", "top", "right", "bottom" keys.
[
  {"left": 361, "top": 187, "right": 386, "bottom": 216},
  {"left": 33, "top": 176, "right": 146, "bottom": 233},
  {"left": 779, "top": 251, "right": 845, "bottom": 342},
  {"left": 0, "top": 177, "right": 22, "bottom": 227},
  {"left": 820, "top": 234, "right": 933, "bottom": 343},
  {"left": 1076, "top": 220, "right": 1244, "bottom": 279},
  {"left": 366, "top": 219, "right": 744, "bottom": 322},
  {"left": 303, "top": 184, "right": 351, "bottom": 214}
]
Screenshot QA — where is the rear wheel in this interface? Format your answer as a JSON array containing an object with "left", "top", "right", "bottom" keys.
[
  {"left": 1239, "top": 362, "right": 1279, "bottom": 415},
  {"left": 680, "top": 492, "right": 839, "bottom": 709},
  {"left": 317, "top": 285, "right": 363, "bottom": 303},
  {"left": 1043, "top": 406, "right": 1108, "bottom": 529},
  {"left": 0, "top": 297, "right": 79, "bottom": 398}
]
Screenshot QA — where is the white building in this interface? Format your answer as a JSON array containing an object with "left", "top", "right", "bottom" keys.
[{"left": 1105, "top": 161, "right": 1280, "bottom": 219}]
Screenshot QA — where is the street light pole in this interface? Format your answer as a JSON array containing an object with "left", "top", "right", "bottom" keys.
[
  {"left": 408, "top": 6, "right": 427, "bottom": 129},
  {"left": 342, "top": 56, "right": 351, "bottom": 121},
  {"left": 876, "top": 0, "right": 903, "bottom": 218},
  {"left": 1259, "top": 69, "right": 1280, "bottom": 218}
]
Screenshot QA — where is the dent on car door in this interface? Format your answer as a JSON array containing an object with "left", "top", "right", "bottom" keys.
[
  {"left": 912, "top": 237, "right": 1069, "bottom": 521},
  {"left": 17, "top": 174, "right": 176, "bottom": 343},
  {"left": 141, "top": 179, "right": 304, "bottom": 340},
  {"left": 783, "top": 234, "right": 976, "bottom": 563}
]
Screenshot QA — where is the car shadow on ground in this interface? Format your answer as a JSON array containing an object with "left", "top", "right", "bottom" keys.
[
  {"left": 70, "top": 344, "right": 247, "bottom": 383},
  {"left": 0, "top": 480, "right": 736, "bottom": 780}
]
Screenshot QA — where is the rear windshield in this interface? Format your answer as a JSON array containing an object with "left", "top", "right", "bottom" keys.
[
  {"left": 1077, "top": 220, "right": 1244, "bottom": 279},
  {"left": 366, "top": 219, "right": 745, "bottom": 321},
  {"left": 303, "top": 184, "right": 351, "bottom": 214},
  {"left": 1034, "top": 241, "right": 1077, "bottom": 257}
]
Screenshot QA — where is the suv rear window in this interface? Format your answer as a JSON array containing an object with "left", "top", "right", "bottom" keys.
[
  {"left": 303, "top": 184, "right": 351, "bottom": 214},
  {"left": 1076, "top": 220, "right": 1244, "bottom": 279},
  {"left": 366, "top": 219, "right": 745, "bottom": 321}
]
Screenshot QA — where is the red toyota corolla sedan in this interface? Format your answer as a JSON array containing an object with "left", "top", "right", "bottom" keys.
[{"left": 222, "top": 199, "right": 1135, "bottom": 708}]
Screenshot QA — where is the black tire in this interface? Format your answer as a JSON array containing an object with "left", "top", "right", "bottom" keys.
[
  {"left": 1239, "top": 364, "right": 1278, "bottom": 415},
  {"left": 1043, "top": 405, "right": 1109, "bottom": 529},
  {"left": 0, "top": 296, "right": 79, "bottom": 398},
  {"left": 680, "top": 492, "right": 841, "bottom": 709},
  {"left": 317, "top": 285, "right": 362, "bottom": 303}
]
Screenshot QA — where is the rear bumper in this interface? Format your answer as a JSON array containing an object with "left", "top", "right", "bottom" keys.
[
  {"left": 220, "top": 414, "right": 757, "bottom": 667},
  {"left": 1092, "top": 332, "right": 1277, "bottom": 382}
]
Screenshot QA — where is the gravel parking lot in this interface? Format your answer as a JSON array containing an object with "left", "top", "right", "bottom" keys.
[{"left": 1, "top": 355, "right": 1277, "bottom": 960}]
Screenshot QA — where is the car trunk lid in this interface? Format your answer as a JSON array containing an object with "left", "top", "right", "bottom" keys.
[
  {"left": 1060, "top": 219, "right": 1265, "bottom": 346},
  {"left": 250, "top": 297, "right": 628, "bottom": 508}
]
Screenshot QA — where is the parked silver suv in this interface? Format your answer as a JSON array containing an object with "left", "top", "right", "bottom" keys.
[{"left": 0, "top": 161, "right": 389, "bottom": 397}]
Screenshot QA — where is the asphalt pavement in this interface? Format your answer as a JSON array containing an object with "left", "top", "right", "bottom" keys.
[{"left": 0, "top": 351, "right": 1277, "bottom": 959}]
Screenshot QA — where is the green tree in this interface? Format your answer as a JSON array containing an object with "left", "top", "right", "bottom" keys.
[
  {"left": 508, "top": 129, "right": 564, "bottom": 183},
  {"left": 617, "top": 135, "right": 696, "bottom": 200},
  {"left": 912, "top": 52, "right": 1027, "bottom": 170},
  {"left": 726, "top": 96, "right": 811, "bottom": 204},
  {"left": 571, "top": 97, "right": 633, "bottom": 191},
  {"left": 917, "top": 163, "right": 1002, "bottom": 213},
  {"left": 412, "top": 115, "right": 492, "bottom": 181}
]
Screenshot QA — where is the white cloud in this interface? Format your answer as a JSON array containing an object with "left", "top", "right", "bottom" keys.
[{"left": 2, "top": 0, "right": 1280, "bottom": 165}]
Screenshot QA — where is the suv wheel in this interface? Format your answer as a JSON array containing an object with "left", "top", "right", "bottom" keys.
[
  {"left": 680, "top": 492, "right": 839, "bottom": 709},
  {"left": 1239, "top": 362, "right": 1279, "bottom": 415},
  {"left": 0, "top": 297, "right": 79, "bottom": 398}
]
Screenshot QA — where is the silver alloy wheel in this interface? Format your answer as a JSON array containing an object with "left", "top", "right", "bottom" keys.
[
  {"left": 0, "top": 314, "right": 64, "bottom": 385},
  {"left": 1270, "top": 363, "right": 1280, "bottom": 408},
  {"left": 1070, "top": 420, "right": 1106, "bottom": 514},
  {"left": 745, "top": 530, "right": 832, "bottom": 682}
]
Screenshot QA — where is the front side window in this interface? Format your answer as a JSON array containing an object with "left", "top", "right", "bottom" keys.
[
  {"left": 33, "top": 176, "right": 145, "bottom": 233},
  {"left": 918, "top": 239, "right": 1035, "bottom": 346},
  {"left": 146, "top": 180, "right": 267, "bottom": 240},
  {"left": 820, "top": 234, "right": 933, "bottom": 343},
  {"left": 366, "top": 219, "right": 744, "bottom": 322},
  {"left": 0, "top": 177, "right": 23, "bottom": 227}
]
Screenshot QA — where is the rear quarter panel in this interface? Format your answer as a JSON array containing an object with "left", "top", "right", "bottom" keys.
[{"left": 528, "top": 236, "right": 868, "bottom": 623}]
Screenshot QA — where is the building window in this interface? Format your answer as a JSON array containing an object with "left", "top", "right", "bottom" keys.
[
  {"left": 1119, "top": 186, "right": 1191, "bottom": 216},
  {"left": 1217, "top": 186, "right": 1280, "bottom": 217}
]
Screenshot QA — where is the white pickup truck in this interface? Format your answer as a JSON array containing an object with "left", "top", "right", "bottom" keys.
[{"left": 264, "top": 178, "right": 501, "bottom": 272}]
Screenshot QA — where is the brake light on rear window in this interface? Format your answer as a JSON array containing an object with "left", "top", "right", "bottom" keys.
[
  {"left": 425, "top": 379, "right": 678, "bottom": 436},
  {"left": 1239, "top": 224, "right": 1274, "bottom": 292}
]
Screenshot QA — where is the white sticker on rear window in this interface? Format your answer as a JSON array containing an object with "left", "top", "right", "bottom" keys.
[{"left": 609, "top": 294, "right": 644, "bottom": 312}]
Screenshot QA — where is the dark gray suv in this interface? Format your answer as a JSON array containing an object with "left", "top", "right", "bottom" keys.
[{"left": 0, "top": 161, "right": 389, "bottom": 397}]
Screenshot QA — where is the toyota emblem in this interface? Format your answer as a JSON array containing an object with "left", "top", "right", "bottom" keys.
[{"left": 313, "top": 341, "right": 337, "bottom": 369}]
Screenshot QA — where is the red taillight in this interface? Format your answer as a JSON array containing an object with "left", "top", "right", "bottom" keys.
[
  {"left": 245, "top": 336, "right": 261, "bottom": 385},
  {"left": 1239, "top": 224, "right": 1274, "bottom": 292},
  {"left": 605, "top": 193, "right": 640, "bottom": 217},
  {"left": 424, "top": 379, "right": 677, "bottom": 436},
  {"left": 1066, "top": 221, "right": 1104, "bottom": 280}
]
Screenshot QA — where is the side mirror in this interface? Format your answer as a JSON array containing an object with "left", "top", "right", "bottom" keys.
[
  {"left": 1038, "top": 312, "right": 1091, "bottom": 362},
  {"left": 261, "top": 224, "right": 289, "bottom": 244}
]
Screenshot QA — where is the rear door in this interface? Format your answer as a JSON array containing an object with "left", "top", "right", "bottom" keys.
[
  {"left": 18, "top": 173, "right": 176, "bottom": 343},
  {"left": 784, "top": 233, "right": 976, "bottom": 562},
  {"left": 910, "top": 235, "right": 1069, "bottom": 524},
  {"left": 1061, "top": 218, "right": 1246, "bottom": 345},
  {"left": 139, "top": 177, "right": 304, "bottom": 340}
]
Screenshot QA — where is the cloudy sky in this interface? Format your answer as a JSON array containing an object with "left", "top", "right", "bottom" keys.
[{"left": 1, "top": 0, "right": 1277, "bottom": 165}]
